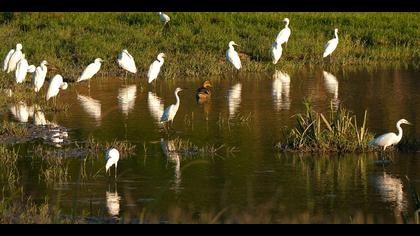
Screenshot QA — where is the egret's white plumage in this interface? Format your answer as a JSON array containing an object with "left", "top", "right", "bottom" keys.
[
  {"left": 15, "top": 55, "right": 35, "bottom": 83},
  {"left": 323, "top": 28, "right": 339, "bottom": 58},
  {"left": 368, "top": 119, "right": 412, "bottom": 150},
  {"left": 77, "top": 58, "right": 103, "bottom": 82},
  {"left": 147, "top": 53, "right": 165, "bottom": 83},
  {"left": 3, "top": 48, "right": 15, "bottom": 72},
  {"left": 271, "top": 41, "right": 283, "bottom": 64},
  {"left": 32, "top": 60, "right": 48, "bottom": 92},
  {"left": 226, "top": 41, "right": 241, "bottom": 70},
  {"left": 6, "top": 43, "right": 23, "bottom": 73},
  {"left": 159, "top": 12, "right": 170, "bottom": 24},
  {"left": 160, "top": 87, "right": 183, "bottom": 125},
  {"left": 275, "top": 18, "right": 291, "bottom": 46},
  {"left": 46, "top": 74, "right": 66, "bottom": 101},
  {"left": 105, "top": 148, "right": 120, "bottom": 178},
  {"left": 118, "top": 85, "right": 137, "bottom": 116},
  {"left": 33, "top": 105, "right": 49, "bottom": 126},
  {"left": 117, "top": 49, "right": 137, "bottom": 74},
  {"left": 148, "top": 92, "right": 164, "bottom": 124}
]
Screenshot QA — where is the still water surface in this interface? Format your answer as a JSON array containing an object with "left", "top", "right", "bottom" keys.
[{"left": 3, "top": 67, "right": 420, "bottom": 223}]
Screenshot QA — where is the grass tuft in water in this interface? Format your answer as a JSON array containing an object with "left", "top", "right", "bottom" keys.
[
  {"left": 276, "top": 100, "right": 374, "bottom": 152},
  {"left": 0, "top": 120, "right": 28, "bottom": 137}
]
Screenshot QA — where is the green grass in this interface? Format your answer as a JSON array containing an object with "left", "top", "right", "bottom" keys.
[
  {"left": 277, "top": 100, "right": 374, "bottom": 152},
  {"left": 0, "top": 12, "right": 418, "bottom": 80},
  {"left": 0, "top": 120, "right": 28, "bottom": 136}
]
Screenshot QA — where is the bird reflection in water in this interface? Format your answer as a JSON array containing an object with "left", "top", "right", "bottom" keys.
[
  {"left": 228, "top": 83, "right": 242, "bottom": 118},
  {"left": 147, "top": 92, "right": 164, "bottom": 125},
  {"left": 272, "top": 70, "right": 290, "bottom": 111},
  {"left": 118, "top": 84, "right": 137, "bottom": 116},
  {"left": 196, "top": 80, "right": 212, "bottom": 121},
  {"left": 160, "top": 138, "right": 181, "bottom": 194},
  {"left": 106, "top": 183, "right": 121, "bottom": 218},
  {"left": 323, "top": 71, "right": 339, "bottom": 110},
  {"left": 77, "top": 94, "right": 102, "bottom": 126}
]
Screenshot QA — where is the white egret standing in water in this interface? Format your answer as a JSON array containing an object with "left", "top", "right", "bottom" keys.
[
  {"left": 368, "top": 119, "right": 412, "bottom": 150},
  {"left": 275, "top": 18, "right": 291, "bottom": 47},
  {"left": 160, "top": 87, "right": 183, "bottom": 128},
  {"left": 105, "top": 148, "right": 120, "bottom": 178},
  {"left": 5, "top": 43, "right": 23, "bottom": 73},
  {"left": 46, "top": 75, "right": 67, "bottom": 106},
  {"left": 159, "top": 12, "right": 170, "bottom": 25},
  {"left": 226, "top": 41, "right": 241, "bottom": 70},
  {"left": 76, "top": 58, "right": 103, "bottom": 83},
  {"left": 32, "top": 60, "right": 48, "bottom": 92},
  {"left": 117, "top": 49, "right": 137, "bottom": 76},
  {"left": 271, "top": 41, "right": 282, "bottom": 64},
  {"left": 147, "top": 53, "right": 165, "bottom": 84},
  {"left": 323, "top": 28, "right": 339, "bottom": 59}
]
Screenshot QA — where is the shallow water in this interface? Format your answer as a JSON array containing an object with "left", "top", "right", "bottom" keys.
[{"left": 2, "top": 67, "right": 420, "bottom": 223}]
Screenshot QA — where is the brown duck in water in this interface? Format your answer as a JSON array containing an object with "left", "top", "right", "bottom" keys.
[{"left": 196, "top": 80, "right": 212, "bottom": 102}]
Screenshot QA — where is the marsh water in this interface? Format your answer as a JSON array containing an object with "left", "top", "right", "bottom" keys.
[{"left": 2, "top": 67, "right": 420, "bottom": 223}]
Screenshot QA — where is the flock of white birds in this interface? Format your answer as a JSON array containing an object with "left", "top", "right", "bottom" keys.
[{"left": 1, "top": 13, "right": 410, "bottom": 178}]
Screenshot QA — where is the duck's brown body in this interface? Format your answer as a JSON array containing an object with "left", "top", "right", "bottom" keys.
[{"left": 196, "top": 80, "right": 212, "bottom": 102}]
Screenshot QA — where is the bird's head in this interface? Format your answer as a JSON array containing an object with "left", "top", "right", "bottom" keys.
[
  {"left": 41, "top": 60, "right": 48, "bottom": 66},
  {"left": 60, "top": 82, "right": 68, "bottom": 90},
  {"left": 158, "top": 53, "right": 166, "bottom": 59},
  {"left": 175, "top": 87, "right": 183, "bottom": 93},
  {"left": 202, "top": 80, "right": 212, "bottom": 88},
  {"left": 229, "top": 41, "right": 238, "bottom": 47},
  {"left": 16, "top": 43, "right": 23, "bottom": 50},
  {"left": 335, "top": 28, "right": 339, "bottom": 33},
  {"left": 283, "top": 18, "right": 290, "bottom": 24},
  {"left": 95, "top": 58, "right": 104, "bottom": 63},
  {"left": 399, "top": 119, "right": 412, "bottom": 126},
  {"left": 27, "top": 65, "right": 36, "bottom": 73}
]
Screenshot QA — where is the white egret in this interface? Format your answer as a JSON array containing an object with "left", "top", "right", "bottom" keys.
[
  {"left": 118, "top": 84, "right": 137, "bottom": 116},
  {"left": 77, "top": 94, "right": 102, "bottom": 126},
  {"left": 76, "top": 58, "right": 103, "bottom": 83},
  {"left": 159, "top": 12, "right": 170, "bottom": 24},
  {"left": 15, "top": 55, "right": 35, "bottom": 84},
  {"left": 368, "top": 119, "right": 412, "bottom": 150},
  {"left": 3, "top": 47, "right": 16, "bottom": 71},
  {"left": 275, "top": 18, "right": 291, "bottom": 47},
  {"left": 46, "top": 74, "right": 67, "bottom": 102},
  {"left": 271, "top": 41, "right": 282, "bottom": 64},
  {"left": 323, "top": 28, "right": 339, "bottom": 59},
  {"left": 226, "top": 41, "right": 241, "bottom": 70},
  {"left": 6, "top": 43, "right": 23, "bottom": 73},
  {"left": 105, "top": 148, "right": 120, "bottom": 178},
  {"left": 160, "top": 87, "right": 183, "bottom": 127},
  {"left": 32, "top": 60, "right": 48, "bottom": 92},
  {"left": 148, "top": 92, "right": 164, "bottom": 124},
  {"left": 117, "top": 49, "right": 137, "bottom": 74},
  {"left": 147, "top": 53, "right": 165, "bottom": 84},
  {"left": 228, "top": 83, "right": 242, "bottom": 118}
]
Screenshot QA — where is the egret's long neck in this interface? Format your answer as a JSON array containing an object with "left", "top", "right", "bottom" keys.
[
  {"left": 396, "top": 121, "right": 403, "bottom": 141},
  {"left": 334, "top": 31, "right": 338, "bottom": 40},
  {"left": 285, "top": 21, "right": 289, "bottom": 28},
  {"left": 175, "top": 91, "right": 180, "bottom": 107},
  {"left": 157, "top": 56, "right": 164, "bottom": 64}
]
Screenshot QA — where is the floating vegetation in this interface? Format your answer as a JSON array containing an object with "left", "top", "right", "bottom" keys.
[
  {"left": 276, "top": 101, "right": 374, "bottom": 152},
  {"left": 161, "top": 138, "right": 238, "bottom": 157},
  {"left": 78, "top": 137, "right": 136, "bottom": 157}
]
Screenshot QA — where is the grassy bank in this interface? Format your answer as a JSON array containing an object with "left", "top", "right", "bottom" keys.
[{"left": 0, "top": 12, "right": 419, "bottom": 79}]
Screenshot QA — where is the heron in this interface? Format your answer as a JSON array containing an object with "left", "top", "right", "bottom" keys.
[
  {"left": 226, "top": 41, "right": 241, "bottom": 70},
  {"left": 32, "top": 60, "right": 48, "bottom": 93},
  {"left": 117, "top": 49, "right": 137, "bottom": 78},
  {"left": 323, "top": 28, "right": 339, "bottom": 60},
  {"left": 15, "top": 55, "right": 36, "bottom": 84},
  {"left": 159, "top": 12, "right": 170, "bottom": 25},
  {"left": 160, "top": 87, "right": 183, "bottom": 129},
  {"left": 5, "top": 43, "right": 23, "bottom": 73},
  {"left": 275, "top": 18, "right": 291, "bottom": 48},
  {"left": 76, "top": 58, "right": 104, "bottom": 87},
  {"left": 46, "top": 74, "right": 67, "bottom": 106},
  {"left": 147, "top": 53, "right": 165, "bottom": 84},
  {"left": 368, "top": 119, "right": 412, "bottom": 150},
  {"left": 105, "top": 148, "right": 120, "bottom": 178}
]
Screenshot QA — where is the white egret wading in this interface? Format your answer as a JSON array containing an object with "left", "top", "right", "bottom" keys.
[
  {"left": 117, "top": 49, "right": 137, "bottom": 75},
  {"left": 32, "top": 60, "right": 48, "bottom": 92},
  {"left": 77, "top": 58, "right": 103, "bottom": 83},
  {"left": 271, "top": 41, "right": 283, "bottom": 64},
  {"left": 276, "top": 18, "right": 291, "bottom": 47},
  {"left": 159, "top": 12, "right": 170, "bottom": 24},
  {"left": 46, "top": 75, "right": 67, "bottom": 103},
  {"left": 5, "top": 43, "right": 23, "bottom": 73},
  {"left": 147, "top": 53, "right": 165, "bottom": 84},
  {"left": 323, "top": 28, "right": 339, "bottom": 59},
  {"left": 160, "top": 87, "right": 183, "bottom": 128},
  {"left": 105, "top": 148, "right": 120, "bottom": 178},
  {"left": 368, "top": 119, "right": 412, "bottom": 150},
  {"left": 226, "top": 41, "right": 241, "bottom": 70}
]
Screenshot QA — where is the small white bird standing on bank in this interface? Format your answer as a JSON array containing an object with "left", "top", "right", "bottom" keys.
[
  {"left": 15, "top": 55, "right": 36, "bottom": 84},
  {"left": 276, "top": 18, "right": 291, "bottom": 47},
  {"left": 226, "top": 41, "right": 241, "bottom": 70},
  {"left": 117, "top": 49, "right": 137, "bottom": 75},
  {"left": 46, "top": 74, "right": 67, "bottom": 102},
  {"left": 105, "top": 148, "right": 120, "bottom": 178},
  {"left": 32, "top": 60, "right": 48, "bottom": 92},
  {"left": 147, "top": 53, "right": 165, "bottom": 84},
  {"left": 4, "top": 43, "right": 23, "bottom": 73},
  {"left": 76, "top": 58, "right": 103, "bottom": 83},
  {"left": 368, "top": 119, "right": 412, "bottom": 150},
  {"left": 160, "top": 87, "right": 183, "bottom": 128},
  {"left": 271, "top": 41, "right": 283, "bottom": 64},
  {"left": 159, "top": 12, "right": 170, "bottom": 24},
  {"left": 323, "top": 28, "right": 339, "bottom": 59}
]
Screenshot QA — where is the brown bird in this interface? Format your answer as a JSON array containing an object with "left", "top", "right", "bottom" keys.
[{"left": 196, "top": 80, "right": 212, "bottom": 102}]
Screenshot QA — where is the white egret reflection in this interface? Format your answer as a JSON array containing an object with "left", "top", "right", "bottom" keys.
[
  {"left": 147, "top": 92, "right": 164, "bottom": 124},
  {"left": 118, "top": 85, "right": 137, "bottom": 116},
  {"left": 77, "top": 94, "right": 102, "bottom": 126},
  {"left": 160, "top": 138, "right": 181, "bottom": 194},
  {"left": 106, "top": 189, "right": 121, "bottom": 217},
  {"left": 228, "top": 83, "right": 242, "bottom": 118},
  {"left": 9, "top": 101, "right": 33, "bottom": 123},
  {"left": 323, "top": 71, "right": 339, "bottom": 109},
  {"left": 370, "top": 172, "right": 406, "bottom": 212},
  {"left": 272, "top": 70, "right": 291, "bottom": 111}
]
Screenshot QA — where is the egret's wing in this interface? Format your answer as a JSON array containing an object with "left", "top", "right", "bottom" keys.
[{"left": 3, "top": 49, "right": 15, "bottom": 71}]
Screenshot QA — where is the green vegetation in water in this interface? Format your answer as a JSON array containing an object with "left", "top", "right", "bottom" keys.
[
  {"left": 163, "top": 137, "right": 239, "bottom": 157},
  {"left": 0, "top": 12, "right": 418, "bottom": 79},
  {"left": 79, "top": 137, "right": 136, "bottom": 157},
  {"left": 277, "top": 100, "right": 374, "bottom": 152},
  {"left": 0, "top": 120, "right": 28, "bottom": 137}
]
